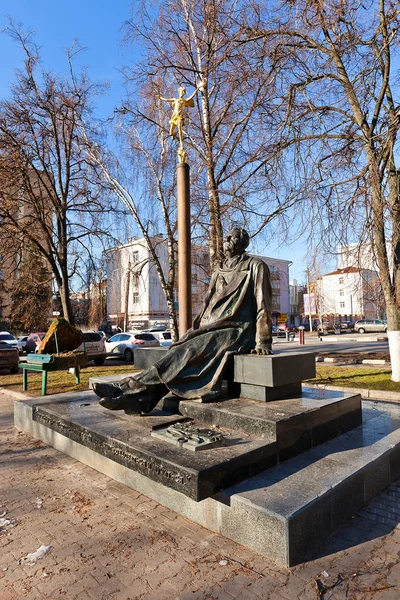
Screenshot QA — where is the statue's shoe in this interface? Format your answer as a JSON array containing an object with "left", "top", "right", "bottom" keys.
[
  {"left": 98, "top": 396, "right": 126, "bottom": 410},
  {"left": 93, "top": 382, "right": 123, "bottom": 399},
  {"left": 99, "top": 394, "right": 144, "bottom": 414}
]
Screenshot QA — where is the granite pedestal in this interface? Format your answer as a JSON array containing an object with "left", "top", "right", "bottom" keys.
[
  {"left": 14, "top": 349, "right": 400, "bottom": 566},
  {"left": 14, "top": 391, "right": 400, "bottom": 565}
]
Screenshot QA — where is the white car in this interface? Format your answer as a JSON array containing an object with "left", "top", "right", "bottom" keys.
[
  {"left": 74, "top": 331, "right": 107, "bottom": 366},
  {"left": 105, "top": 332, "right": 160, "bottom": 362},
  {"left": 0, "top": 332, "right": 19, "bottom": 352},
  {"left": 150, "top": 330, "right": 173, "bottom": 347},
  {"left": 17, "top": 335, "right": 29, "bottom": 355}
]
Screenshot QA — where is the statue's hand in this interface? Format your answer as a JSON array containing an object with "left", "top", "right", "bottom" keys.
[{"left": 251, "top": 344, "right": 272, "bottom": 356}]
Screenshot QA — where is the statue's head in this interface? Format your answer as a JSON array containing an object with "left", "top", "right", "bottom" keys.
[
  {"left": 178, "top": 86, "right": 186, "bottom": 97},
  {"left": 224, "top": 228, "right": 250, "bottom": 258}
]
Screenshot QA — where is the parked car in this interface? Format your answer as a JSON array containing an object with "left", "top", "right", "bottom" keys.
[
  {"left": 96, "top": 331, "right": 108, "bottom": 342},
  {"left": 277, "top": 323, "right": 297, "bottom": 333},
  {"left": 0, "top": 332, "right": 19, "bottom": 351},
  {"left": 354, "top": 319, "right": 387, "bottom": 333},
  {"left": 17, "top": 335, "right": 29, "bottom": 354},
  {"left": 105, "top": 332, "right": 160, "bottom": 362},
  {"left": 271, "top": 324, "right": 286, "bottom": 337},
  {"left": 150, "top": 330, "right": 173, "bottom": 347},
  {"left": 74, "top": 331, "right": 107, "bottom": 366},
  {"left": 317, "top": 321, "right": 336, "bottom": 333},
  {"left": 25, "top": 332, "right": 46, "bottom": 353},
  {"left": 0, "top": 341, "right": 19, "bottom": 373},
  {"left": 339, "top": 321, "right": 355, "bottom": 331},
  {"left": 142, "top": 325, "right": 169, "bottom": 333},
  {"left": 298, "top": 322, "right": 316, "bottom": 332}
]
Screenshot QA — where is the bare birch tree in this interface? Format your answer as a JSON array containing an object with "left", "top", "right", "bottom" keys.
[
  {"left": 122, "top": 0, "right": 299, "bottom": 268},
  {"left": 245, "top": 0, "right": 400, "bottom": 379}
]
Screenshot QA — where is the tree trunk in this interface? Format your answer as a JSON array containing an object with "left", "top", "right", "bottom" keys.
[
  {"left": 166, "top": 290, "right": 179, "bottom": 342},
  {"left": 124, "top": 262, "right": 131, "bottom": 332},
  {"left": 199, "top": 87, "right": 224, "bottom": 268},
  {"left": 59, "top": 283, "right": 74, "bottom": 325}
]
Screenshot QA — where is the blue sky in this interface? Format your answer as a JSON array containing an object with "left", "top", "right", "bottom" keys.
[{"left": 0, "top": 1, "right": 325, "bottom": 284}]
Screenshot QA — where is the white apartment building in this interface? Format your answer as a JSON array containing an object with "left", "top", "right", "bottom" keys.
[
  {"left": 105, "top": 238, "right": 291, "bottom": 329},
  {"left": 316, "top": 266, "right": 384, "bottom": 320},
  {"left": 106, "top": 236, "right": 170, "bottom": 330},
  {"left": 256, "top": 256, "right": 291, "bottom": 319},
  {"left": 289, "top": 279, "right": 306, "bottom": 325},
  {"left": 105, "top": 236, "right": 209, "bottom": 330}
]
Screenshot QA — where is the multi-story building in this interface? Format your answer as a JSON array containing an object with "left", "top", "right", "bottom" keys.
[
  {"left": 316, "top": 266, "right": 384, "bottom": 320},
  {"left": 257, "top": 256, "right": 291, "bottom": 321},
  {"left": 289, "top": 279, "right": 306, "bottom": 326},
  {"left": 105, "top": 239, "right": 291, "bottom": 330}
]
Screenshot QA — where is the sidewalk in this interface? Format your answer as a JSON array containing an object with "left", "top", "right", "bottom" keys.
[{"left": 1, "top": 390, "right": 400, "bottom": 599}]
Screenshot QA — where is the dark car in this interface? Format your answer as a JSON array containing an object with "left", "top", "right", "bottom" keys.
[
  {"left": 298, "top": 322, "right": 316, "bottom": 332},
  {"left": 26, "top": 332, "right": 46, "bottom": 353},
  {"left": 0, "top": 341, "right": 19, "bottom": 374},
  {"left": 317, "top": 321, "right": 336, "bottom": 333},
  {"left": 339, "top": 321, "right": 355, "bottom": 331},
  {"left": 271, "top": 324, "right": 286, "bottom": 337},
  {"left": 277, "top": 322, "right": 297, "bottom": 333}
]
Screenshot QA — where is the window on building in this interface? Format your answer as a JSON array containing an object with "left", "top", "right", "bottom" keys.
[
  {"left": 132, "top": 251, "right": 139, "bottom": 263},
  {"left": 132, "top": 273, "right": 139, "bottom": 291},
  {"left": 132, "top": 292, "right": 139, "bottom": 304},
  {"left": 339, "top": 277, "right": 344, "bottom": 284},
  {"left": 340, "top": 290, "right": 344, "bottom": 296},
  {"left": 340, "top": 302, "right": 345, "bottom": 308}
]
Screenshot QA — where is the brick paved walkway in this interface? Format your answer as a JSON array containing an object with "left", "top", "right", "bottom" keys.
[{"left": 1, "top": 392, "right": 400, "bottom": 600}]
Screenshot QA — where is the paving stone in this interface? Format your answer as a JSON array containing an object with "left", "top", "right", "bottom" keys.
[{"left": 4, "top": 390, "right": 400, "bottom": 600}]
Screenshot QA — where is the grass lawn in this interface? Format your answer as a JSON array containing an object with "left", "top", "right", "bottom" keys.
[
  {"left": 0, "top": 364, "right": 138, "bottom": 397},
  {"left": 308, "top": 365, "right": 400, "bottom": 393},
  {"left": 2, "top": 363, "right": 400, "bottom": 398}
]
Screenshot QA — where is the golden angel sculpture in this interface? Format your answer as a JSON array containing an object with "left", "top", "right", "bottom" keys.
[{"left": 160, "top": 82, "right": 203, "bottom": 162}]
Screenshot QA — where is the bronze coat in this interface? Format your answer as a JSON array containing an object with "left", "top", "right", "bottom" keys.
[{"left": 149, "top": 253, "right": 272, "bottom": 401}]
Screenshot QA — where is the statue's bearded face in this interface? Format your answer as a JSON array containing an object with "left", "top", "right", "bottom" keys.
[{"left": 224, "top": 229, "right": 245, "bottom": 258}]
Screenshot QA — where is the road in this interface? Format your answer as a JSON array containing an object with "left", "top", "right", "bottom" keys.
[
  {"left": 273, "top": 335, "right": 389, "bottom": 356},
  {"left": 18, "top": 335, "right": 389, "bottom": 372}
]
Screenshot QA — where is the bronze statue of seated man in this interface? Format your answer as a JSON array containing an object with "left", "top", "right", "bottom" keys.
[{"left": 93, "top": 227, "right": 273, "bottom": 414}]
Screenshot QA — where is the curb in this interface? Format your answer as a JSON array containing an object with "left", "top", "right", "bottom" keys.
[
  {"left": 306, "top": 382, "right": 400, "bottom": 403},
  {"left": 316, "top": 357, "right": 390, "bottom": 365},
  {"left": 0, "top": 388, "right": 32, "bottom": 401}
]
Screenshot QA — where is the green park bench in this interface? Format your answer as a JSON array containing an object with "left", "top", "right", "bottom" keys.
[{"left": 19, "top": 353, "right": 81, "bottom": 396}]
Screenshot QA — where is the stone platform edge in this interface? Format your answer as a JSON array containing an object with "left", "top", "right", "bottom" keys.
[
  {"left": 13, "top": 393, "right": 400, "bottom": 566},
  {"left": 305, "top": 383, "right": 400, "bottom": 403}
]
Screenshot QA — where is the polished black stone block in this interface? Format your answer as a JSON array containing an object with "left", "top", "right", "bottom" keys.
[
  {"left": 232, "top": 352, "right": 316, "bottom": 387},
  {"left": 134, "top": 347, "right": 169, "bottom": 370},
  {"left": 227, "top": 381, "right": 302, "bottom": 402}
]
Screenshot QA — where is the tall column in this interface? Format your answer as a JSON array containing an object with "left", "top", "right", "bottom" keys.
[{"left": 176, "top": 162, "right": 192, "bottom": 337}]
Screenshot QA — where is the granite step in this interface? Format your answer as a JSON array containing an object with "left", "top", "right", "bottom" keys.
[
  {"left": 180, "top": 388, "right": 362, "bottom": 462},
  {"left": 220, "top": 401, "right": 400, "bottom": 565},
  {"left": 15, "top": 393, "right": 277, "bottom": 502}
]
